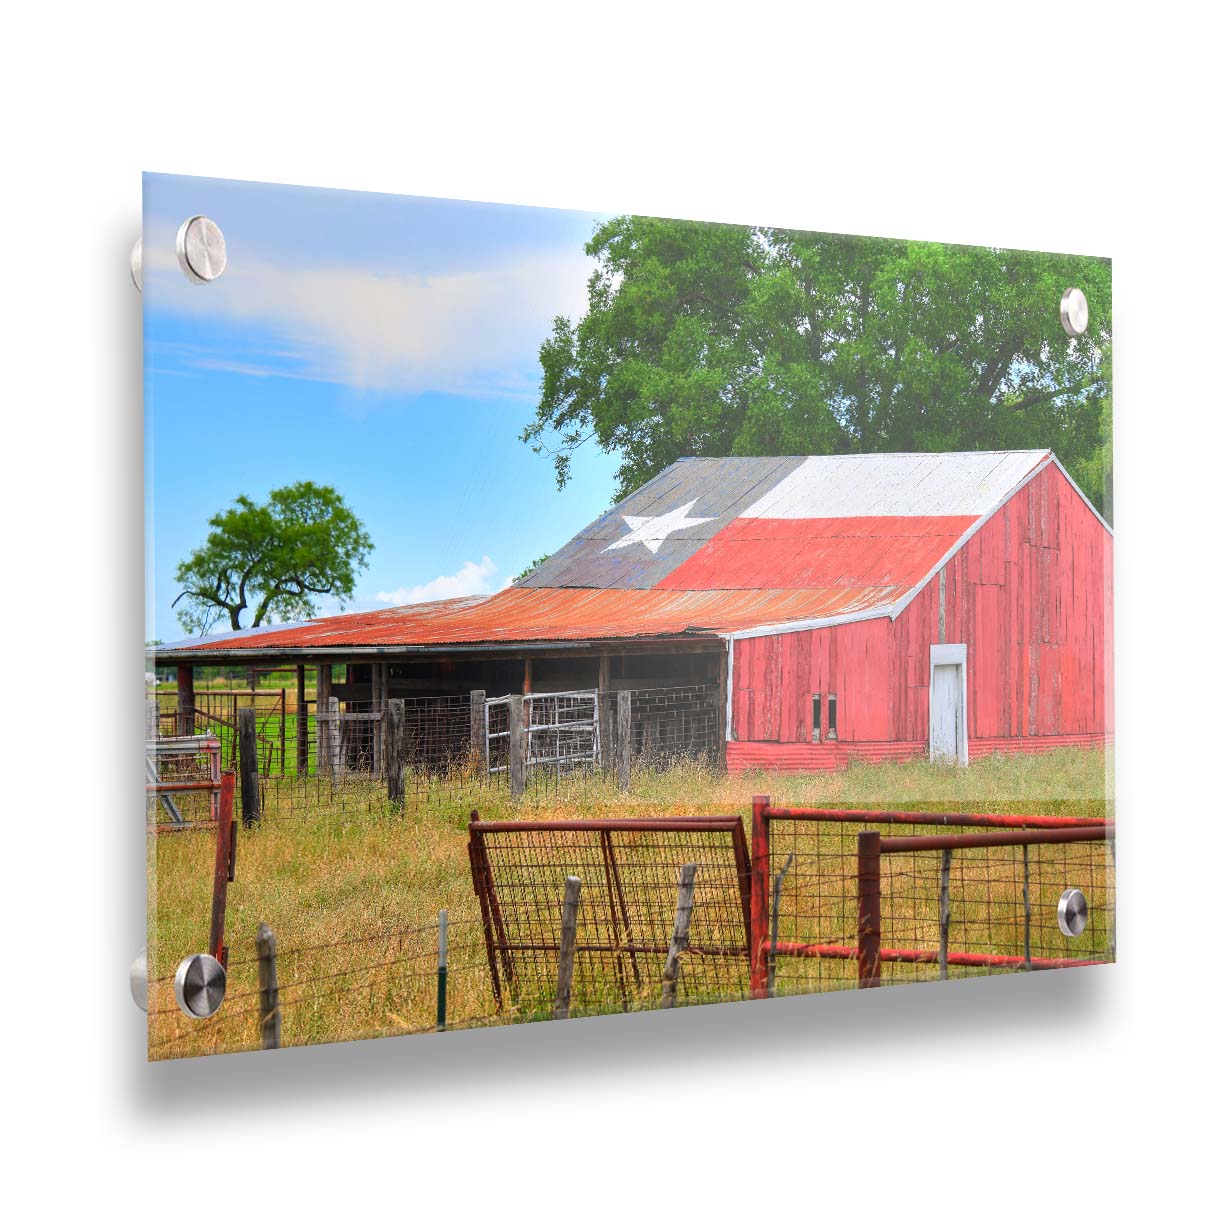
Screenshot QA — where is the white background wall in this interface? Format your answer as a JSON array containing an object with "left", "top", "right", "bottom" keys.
[{"left": 2, "top": 5, "right": 1218, "bottom": 1218}]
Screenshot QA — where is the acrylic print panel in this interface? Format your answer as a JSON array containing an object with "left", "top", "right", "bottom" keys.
[{"left": 142, "top": 173, "right": 1114, "bottom": 1059}]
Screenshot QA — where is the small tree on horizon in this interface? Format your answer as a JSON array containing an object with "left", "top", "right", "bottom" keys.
[{"left": 173, "top": 481, "right": 373, "bottom": 635}]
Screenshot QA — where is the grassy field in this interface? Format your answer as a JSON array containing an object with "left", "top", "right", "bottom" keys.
[{"left": 146, "top": 747, "right": 1113, "bottom": 1060}]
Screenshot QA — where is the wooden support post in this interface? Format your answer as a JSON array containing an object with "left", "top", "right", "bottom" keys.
[
  {"left": 470, "top": 690, "right": 487, "bottom": 773},
  {"left": 279, "top": 687, "right": 286, "bottom": 775},
  {"left": 508, "top": 695, "right": 526, "bottom": 797},
  {"left": 237, "top": 706, "right": 260, "bottom": 827},
  {"left": 145, "top": 697, "right": 159, "bottom": 743},
  {"left": 371, "top": 662, "right": 385, "bottom": 776},
  {"left": 386, "top": 698, "right": 405, "bottom": 808},
  {"left": 317, "top": 665, "right": 332, "bottom": 777},
  {"left": 857, "top": 831, "right": 882, "bottom": 988},
  {"left": 616, "top": 690, "right": 632, "bottom": 791},
  {"left": 660, "top": 863, "right": 697, "bottom": 1009},
  {"left": 598, "top": 654, "right": 611, "bottom": 693},
  {"left": 553, "top": 876, "right": 582, "bottom": 1020},
  {"left": 256, "top": 922, "right": 281, "bottom": 1050},
  {"left": 295, "top": 664, "right": 308, "bottom": 775},
  {"left": 938, "top": 847, "right": 953, "bottom": 980},
  {"left": 175, "top": 665, "right": 195, "bottom": 737},
  {"left": 714, "top": 646, "right": 729, "bottom": 770}
]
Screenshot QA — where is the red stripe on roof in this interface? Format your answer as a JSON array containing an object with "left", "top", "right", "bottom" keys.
[{"left": 658, "top": 515, "right": 977, "bottom": 591}]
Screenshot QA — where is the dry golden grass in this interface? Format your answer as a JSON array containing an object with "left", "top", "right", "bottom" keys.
[{"left": 147, "top": 747, "right": 1112, "bottom": 1059}]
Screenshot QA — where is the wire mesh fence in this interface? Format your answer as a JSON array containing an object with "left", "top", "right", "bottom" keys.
[
  {"left": 147, "top": 797, "right": 1117, "bottom": 1058},
  {"left": 752, "top": 802, "right": 1114, "bottom": 996},
  {"left": 148, "top": 685, "right": 725, "bottom": 828},
  {"left": 146, "top": 916, "right": 498, "bottom": 1059},
  {"left": 468, "top": 815, "right": 752, "bottom": 1017},
  {"left": 145, "top": 735, "right": 222, "bottom": 831},
  {"left": 623, "top": 684, "right": 721, "bottom": 767}
]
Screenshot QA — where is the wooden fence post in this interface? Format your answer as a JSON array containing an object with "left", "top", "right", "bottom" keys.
[
  {"left": 237, "top": 706, "right": 260, "bottom": 827},
  {"left": 660, "top": 863, "right": 697, "bottom": 1008},
  {"left": 470, "top": 690, "right": 487, "bottom": 773},
  {"left": 295, "top": 664, "right": 309, "bottom": 775},
  {"left": 386, "top": 698, "right": 405, "bottom": 808},
  {"left": 599, "top": 691, "right": 616, "bottom": 774},
  {"left": 553, "top": 876, "right": 582, "bottom": 1020},
  {"left": 508, "top": 695, "right": 526, "bottom": 797},
  {"left": 327, "top": 695, "right": 342, "bottom": 778},
  {"left": 616, "top": 690, "right": 632, "bottom": 791},
  {"left": 145, "top": 697, "right": 160, "bottom": 742},
  {"left": 256, "top": 922, "right": 281, "bottom": 1050}
]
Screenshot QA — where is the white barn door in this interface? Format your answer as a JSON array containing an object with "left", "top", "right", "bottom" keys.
[{"left": 929, "top": 644, "right": 968, "bottom": 765}]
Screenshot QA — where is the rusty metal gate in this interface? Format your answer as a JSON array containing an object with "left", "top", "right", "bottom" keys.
[
  {"left": 468, "top": 813, "right": 751, "bottom": 1015},
  {"left": 484, "top": 689, "right": 600, "bottom": 783}
]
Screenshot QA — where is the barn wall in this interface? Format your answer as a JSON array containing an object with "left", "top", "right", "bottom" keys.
[{"left": 730, "top": 462, "right": 1113, "bottom": 747}]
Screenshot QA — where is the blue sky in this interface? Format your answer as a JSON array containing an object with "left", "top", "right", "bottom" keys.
[{"left": 143, "top": 173, "right": 618, "bottom": 640}]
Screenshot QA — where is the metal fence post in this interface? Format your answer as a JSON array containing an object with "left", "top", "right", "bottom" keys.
[
  {"left": 386, "top": 698, "right": 406, "bottom": 808},
  {"left": 938, "top": 847, "right": 953, "bottom": 980},
  {"left": 767, "top": 852, "right": 794, "bottom": 998},
  {"left": 616, "top": 690, "right": 631, "bottom": 791},
  {"left": 209, "top": 772, "right": 236, "bottom": 965},
  {"left": 237, "top": 706, "right": 260, "bottom": 827},
  {"left": 437, "top": 909, "right": 448, "bottom": 1031},
  {"left": 660, "top": 863, "right": 697, "bottom": 1008},
  {"left": 1022, "top": 843, "right": 1032, "bottom": 970},
  {"left": 553, "top": 876, "right": 582, "bottom": 1020},
  {"left": 256, "top": 922, "right": 281, "bottom": 1050},
  {"left": 749, "top": 795, "right": 770, "bottom": 999},
  {"left": 857, "top": 830, "right": 882, "bottom": 988},
  {"left": 508, "top": 695, "right": 526, "bottom": 797}
]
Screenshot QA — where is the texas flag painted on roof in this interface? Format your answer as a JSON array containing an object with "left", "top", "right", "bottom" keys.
[
  {"left": 171, "top": 449, "right": 1060, "bottom": 652},
  {"left": 521, "top": 450, "right": 1051, "bottom": 597}
]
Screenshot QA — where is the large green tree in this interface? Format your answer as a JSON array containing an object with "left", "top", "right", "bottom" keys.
[
  {"left": 173, "top": 481, "right": 373, "bottom": 635},
  {"left": 524, "top": 218, "right": 1113, "bottom": 517}
]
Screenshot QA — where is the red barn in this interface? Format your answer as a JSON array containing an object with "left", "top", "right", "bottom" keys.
[{"left": 158, "top": 449, "right": 1112, "bottom": 773}]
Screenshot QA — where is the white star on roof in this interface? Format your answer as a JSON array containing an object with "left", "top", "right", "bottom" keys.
[{"left": 604, "top": 499, "right": 715, "bottom": 555}]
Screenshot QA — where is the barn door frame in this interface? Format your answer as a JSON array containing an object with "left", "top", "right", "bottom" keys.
[{"left": 929, "top": 643, "right": 968, "bottom": 766}]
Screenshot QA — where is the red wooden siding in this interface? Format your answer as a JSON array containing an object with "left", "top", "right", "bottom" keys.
[{"left": 730, "top": 463, "right": 1113, "bottom": 748}]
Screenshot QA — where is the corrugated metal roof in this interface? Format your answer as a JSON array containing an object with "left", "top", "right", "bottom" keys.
[
  {"left": 171, "top": 450, "right": 1059, "bottom": 654},
  {"left": 175, "top": 585, "right": 903, "bottom": 652}
]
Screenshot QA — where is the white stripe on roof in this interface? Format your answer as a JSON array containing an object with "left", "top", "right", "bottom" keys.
[{"left": 738, "top": 450, "right": 1050, "bottom": 519}]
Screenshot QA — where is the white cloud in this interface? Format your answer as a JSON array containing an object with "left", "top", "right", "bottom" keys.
[
  {"left": 377, "top": 556, "right": 499, "bottom": 605},
  {"left": 143, "top": 232, "right": 593, "bottom": 395}
]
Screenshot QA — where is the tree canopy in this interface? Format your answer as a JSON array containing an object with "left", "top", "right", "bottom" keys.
[
  {"left": 523, "top": 218, "right": 1112, "bottom": 517},
  {"left": 173, "top": 481, "right": 373, "bottom": 635}
]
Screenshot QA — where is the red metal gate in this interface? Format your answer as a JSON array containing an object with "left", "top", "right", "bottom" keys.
[{"left": 748, "top": 797, "right": 1111, "bottom": 997}]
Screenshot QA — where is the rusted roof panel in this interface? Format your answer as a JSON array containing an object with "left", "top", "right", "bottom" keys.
[{"left": 176, "top": 585, "right": 903, "bottom": 651}]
